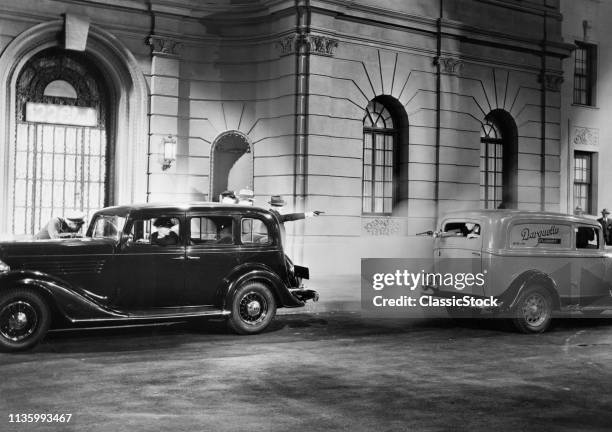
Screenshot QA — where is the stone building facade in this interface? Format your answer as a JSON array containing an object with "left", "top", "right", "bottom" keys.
[
  {"left": 0, "top": 0, "right": 573, "bottom": 275},
  {"left": 559, "top": 0, "right": 612, "bottom": 218}
]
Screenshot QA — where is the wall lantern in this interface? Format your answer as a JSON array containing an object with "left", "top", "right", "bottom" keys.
[{"left": 160, "top": 135, "right": 177, "bottom": 170}]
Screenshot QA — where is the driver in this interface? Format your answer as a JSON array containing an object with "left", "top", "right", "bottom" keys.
[{"left": 151, "top": 217, "right": 179, "bottom": 246}]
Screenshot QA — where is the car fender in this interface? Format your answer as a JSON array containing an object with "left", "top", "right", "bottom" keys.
[
  {"left": 497, "top": 269, "right": 561, "bottom": 312},
  {"left": 219, "top": 263, "right": 304, "bottom": 310},
  {"left": 0, "top": 270, "right": 125, "bottom": 322}
]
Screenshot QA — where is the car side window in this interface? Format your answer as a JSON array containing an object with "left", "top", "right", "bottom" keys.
[
  {"left": 241, "top": 218, "right": 270, "bottom": 244},
  {"left": 130, "top": 217, "right": 180, "bottom": 246},
  {"left": 92, "top": 215, "right": 126, "bottom": 240},
  {"left": 576, "top": 226, "right": 599, "bottom": 249},
  {"left": 189, "top": 216, "right": 234, "bottom": 245},
  {"left": 443, "top": 222, "right": 481, "bottom": 239}
]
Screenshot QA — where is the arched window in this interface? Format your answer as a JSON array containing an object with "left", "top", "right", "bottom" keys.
[
  {"left": 480, "top": 110, "right": 518, "bottom": 209},
  {"left": 13, "top": 48, "right": 110, "bottom": 235},
  {"left": 480, "top": 119, "right": 503, "bottom": 209},
  {"left": 363, "top": 100, "right": 397, "bottom": 214}
]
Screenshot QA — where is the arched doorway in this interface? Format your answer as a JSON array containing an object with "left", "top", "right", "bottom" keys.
[
  {"left": 12, "top": 48, "right": 110, "bottom": 235},
  {"left": 210, "top": 131, "right": 253, "bottom": 201}
]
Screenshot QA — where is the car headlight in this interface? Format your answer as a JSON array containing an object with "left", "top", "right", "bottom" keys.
[{"left": 0, "top": 259, "right": 10, "bottom": 273}]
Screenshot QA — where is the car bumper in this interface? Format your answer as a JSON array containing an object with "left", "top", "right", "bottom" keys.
[{"left": 289, "top": 288, "right": 319, "bottom": 303}]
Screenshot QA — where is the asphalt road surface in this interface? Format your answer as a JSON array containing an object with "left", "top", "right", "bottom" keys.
[{"left": 1, "top": 313, "right": 612, "bottom": 432}]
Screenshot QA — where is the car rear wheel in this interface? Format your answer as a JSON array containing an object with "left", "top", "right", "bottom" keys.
[
  {"left": 0, "top": 288, "right": 51, "bottom": 352},
  {"left": 512, "top": 286, "right": 553, "bottom": 333},
  {"left": 228, "top": 282, "right": 276, "bottom": 335}
]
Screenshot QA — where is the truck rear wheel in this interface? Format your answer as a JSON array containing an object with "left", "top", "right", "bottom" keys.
[
  {"left": 512, "top": 286, "right": 552, "bottom": 333},
  {"left": 0, "top": 288, "right": 51, "bottom": 352}
]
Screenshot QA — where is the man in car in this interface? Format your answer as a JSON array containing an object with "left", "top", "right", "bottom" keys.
[
  {"left": 34, "top": 211, "right": 85, "bottom": 239},
  {"left": 151, "top": 217, "right": 179, "bottom": 246}
]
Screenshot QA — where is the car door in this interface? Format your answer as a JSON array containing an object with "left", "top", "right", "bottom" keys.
[
  {"left": 182, "top": 213, "right": 239, "bottom": 306},
  {"left": 573, "top": 224, "right": 610, "bottom": 304},
  {"left": 113, "top": 212, "right": 186, "bottom": 309},
  {"left": 434, "top": 219, "right": 484, "bottom": 296}
]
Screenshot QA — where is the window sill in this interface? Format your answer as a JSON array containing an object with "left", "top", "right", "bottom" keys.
[{"left": 571, "top": 103, "right": 599, "bottom": 110}]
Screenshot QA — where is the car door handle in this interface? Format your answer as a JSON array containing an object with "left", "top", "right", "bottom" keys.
[
  {"left": 472, "top": 252, "right": 481, "bottom": 256},
  {"left": 172, "top": 256, "right": 186, "bottom": 260},
  {"left": 187, "top": 256, "right": 201, "bottom": 260}
]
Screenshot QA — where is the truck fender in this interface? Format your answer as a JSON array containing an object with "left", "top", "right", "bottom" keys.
[{"left": 497, "top": 270, "right": 561, "bottom": 312}]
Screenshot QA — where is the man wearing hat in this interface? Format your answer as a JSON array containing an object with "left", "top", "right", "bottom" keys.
[
  {"left": 34, "top": 210, "right": 85, "bottom": 239},
  {"left": 237, "top": 188, "right": 255, "bottom": 206},
  {"left": 151, "top": 217, "right": 179, "bottom": 246},
  {"left": 268, "top": 195, "right": 323, "bottom": 223},
  {"left": 598, "top": 208, "right": 612, "bottom": 245},
  {"left": 219, "top": 190, "right": 238, "bottom": 204}
]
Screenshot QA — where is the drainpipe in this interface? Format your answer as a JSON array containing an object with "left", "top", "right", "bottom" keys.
[
  {"left": 292, "top": 0, "right": 310, "bottom": 261},
  {"left": 540, "top": 10, "right": 547, "bottom": 211},
  {"left": 145, "top": 0, "right": 155, "bottom": 203},
  {"left": 434, "top": 0, "right": 443, "bottom": 223}
]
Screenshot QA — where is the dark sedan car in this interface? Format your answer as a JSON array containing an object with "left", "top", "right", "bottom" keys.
[{"left": 0, "top": 203, "right": 318, "bottom": 351}]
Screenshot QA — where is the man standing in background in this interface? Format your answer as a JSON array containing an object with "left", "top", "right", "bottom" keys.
[{"left": 597, "top": 208, "right": 612, "bottom": 245}]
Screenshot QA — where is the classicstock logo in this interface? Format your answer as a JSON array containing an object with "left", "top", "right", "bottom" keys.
[{"left": 361, "top": 258, "right": 499, "bottom": 317}]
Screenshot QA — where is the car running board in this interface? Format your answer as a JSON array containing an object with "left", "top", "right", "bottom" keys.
[
  {"left": 69, "top": 307, "right": 230, "bottom": 323},
  {"left": 126, "top": 307, "right": 231, "bottom": 319}
]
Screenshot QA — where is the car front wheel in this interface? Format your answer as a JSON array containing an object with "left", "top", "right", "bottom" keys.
[
  {"left": 0, "top": 288, "right": 51, "bottom": 352},
  {"left": 228, "top": 282, "right": 276, "bottom": 335},
  {"left": 512, "top": 286, "right": 553, "bottom": 333}
]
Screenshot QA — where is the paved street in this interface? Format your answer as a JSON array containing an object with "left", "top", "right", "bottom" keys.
[{"left": 1, "top": 312, "right": 612, "bottom": 432}]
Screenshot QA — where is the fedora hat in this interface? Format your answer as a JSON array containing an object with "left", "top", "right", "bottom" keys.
[
  {"left": 268, "top": 195, "right": 286, "bottom": 207},
  {"left": 238, "top": 188, "right": 254, "bottom": 198},
  {"left": 603, "top": 208, "right": 610, "bottom": 215},
  {"left": 153, "top": 217, "right": 175, "bottom": 228},
  {"left": 65, "top": 210, "right": 85, "bottom": 223}
]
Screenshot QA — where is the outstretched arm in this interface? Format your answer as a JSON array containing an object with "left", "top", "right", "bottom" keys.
[{"left": 279, "top": 211, "right": 324, "bottom": 222}]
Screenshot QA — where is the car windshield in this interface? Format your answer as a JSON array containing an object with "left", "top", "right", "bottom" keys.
[{"left": 91, "top": 215, "right": 127, "bottom": 240}]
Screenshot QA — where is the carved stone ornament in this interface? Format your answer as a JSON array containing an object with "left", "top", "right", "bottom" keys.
[
  {"left": 276, "top": 35, "right": 298, "bottom": 56},
  {"left": 572, "top": 126, "right": 599, "bottom": 147},
  {"left": 539, "top": 73, "right": 563, "bottom": 92},
  {"left": 305, "top": 35, "right": 338, "bottom": 57},
  {"left": 147, "top": 36, "right": 182, "bottom": 58},
  {"left": 276, "top": 34, "right": 338, "bottom": 57},
  {"left": 435, "top": 57, "right": 464, "bottom": 75},
  {"left": 363, "top": 217, "right": 401, "bottom": 236}
]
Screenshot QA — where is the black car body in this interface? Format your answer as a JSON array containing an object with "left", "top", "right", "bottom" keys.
[{"left": 0, "top": 203, "right": 318, "bottom": 351}]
